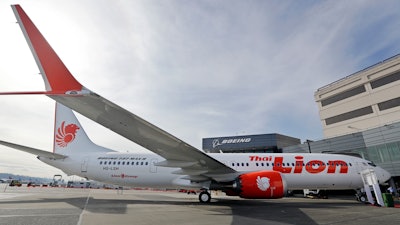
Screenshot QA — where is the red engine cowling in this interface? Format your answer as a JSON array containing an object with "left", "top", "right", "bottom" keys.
[{"left": 233, "top": 170, "right": 287, "bottom": 199}]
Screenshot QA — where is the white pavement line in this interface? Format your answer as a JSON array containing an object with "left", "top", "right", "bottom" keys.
[
  {"left": 76, "top": 190, "right": 91, "bottom": 225},
  {"left": 0, "top": 214, "right": 79, "bottom": 218}
]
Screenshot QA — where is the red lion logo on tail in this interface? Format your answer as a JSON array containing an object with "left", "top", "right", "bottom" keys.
[{"left": 55, "top": 121, "right": 80, "bottom": 147}]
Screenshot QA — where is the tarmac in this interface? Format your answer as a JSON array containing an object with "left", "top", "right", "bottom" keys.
[{"left": 0, "top": 184, "right": 399, "bottom": 225}]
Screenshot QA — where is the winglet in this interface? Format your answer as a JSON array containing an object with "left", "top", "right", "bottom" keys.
[{"left": 11, "top": 4, "right": 83, "bottom": 94}]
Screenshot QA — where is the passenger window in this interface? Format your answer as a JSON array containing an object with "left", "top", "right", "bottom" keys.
[{"left": 100, "top": 161, "right": 102, "bottom": 165}]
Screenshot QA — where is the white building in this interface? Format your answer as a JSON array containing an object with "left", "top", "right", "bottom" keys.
[{"left": 315, "top": 54, "right": 400, "bottom": 138}]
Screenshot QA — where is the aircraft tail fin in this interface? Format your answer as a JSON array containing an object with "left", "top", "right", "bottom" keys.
[{"left": 54, "top": 102, "right": 113, "bottom": 155}]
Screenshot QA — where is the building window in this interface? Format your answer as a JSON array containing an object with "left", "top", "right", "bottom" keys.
[
  {"left": 370, "top": 71, "right": 400, "bottom": 89},
  {"left": 325, "top": 106, "right": 373, "bottom": 125},
  {"left": 377, "top": 96, "right": 400, "bottom": 111},
  {"left": 387, "top": 142, "right": 400, "bottom": 161},
  {"left": 321, "top": 85, "right": 366, "bottom": 107}
]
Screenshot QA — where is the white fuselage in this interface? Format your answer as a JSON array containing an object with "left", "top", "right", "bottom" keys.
[{"left": 40, "top": 152, "right": 391, "bottom": 190}]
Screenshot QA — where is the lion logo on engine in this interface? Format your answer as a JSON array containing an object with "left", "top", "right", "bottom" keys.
[{"left": 256, "top": 176, "right": 270, "bottom": 191}]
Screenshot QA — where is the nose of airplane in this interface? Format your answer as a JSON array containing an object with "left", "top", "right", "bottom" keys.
[{"left": 378, "top": 167, "right": 392, "bottom": 184}]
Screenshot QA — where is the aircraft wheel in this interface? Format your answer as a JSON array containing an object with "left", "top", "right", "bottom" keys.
[{"left": 199, "top": 191, "right": 211, "bottom": 203}]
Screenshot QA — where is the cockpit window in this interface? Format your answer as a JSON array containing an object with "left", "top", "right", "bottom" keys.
[{"left": 368, "top": 162, "right": 376, "bottom": 167}]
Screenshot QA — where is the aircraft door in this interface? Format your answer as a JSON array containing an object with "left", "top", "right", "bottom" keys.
[
  {"left": 352, "top": 161, "right": 368, "bottom": 187},
  {"left": 355, "top": 161, "right": 367, "bottom": 173},
  {"left": 150, "top": 159, "right": 157, "bottom": 173},
  {"left": 81, "top": 157, "right": 89, "bottom": 173}
]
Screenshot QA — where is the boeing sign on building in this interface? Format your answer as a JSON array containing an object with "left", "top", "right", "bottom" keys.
[{"left": 203, "top": 133, "right": 300, "bottom": 153}]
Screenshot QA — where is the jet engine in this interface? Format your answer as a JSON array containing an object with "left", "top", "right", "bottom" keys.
[{"left": 226, "top": 170, "right": 287, "bottom": 199}]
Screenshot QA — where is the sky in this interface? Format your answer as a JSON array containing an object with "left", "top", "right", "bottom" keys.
[{"left": 1, "top": 0, "right": 400, "bottom": 178}]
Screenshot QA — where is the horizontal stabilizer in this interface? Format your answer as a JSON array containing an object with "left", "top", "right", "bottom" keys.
[{"left": 0, "top": 140, "right": 66, "bottom": 159}]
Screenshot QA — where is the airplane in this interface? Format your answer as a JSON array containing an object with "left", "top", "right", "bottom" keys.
[{"left": 0, "top": 5, "right": 392, "bottom": 203}]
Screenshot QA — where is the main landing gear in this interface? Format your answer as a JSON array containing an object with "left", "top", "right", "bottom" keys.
[{"left": 199, "top": 190, "right": 211, "bottom": 203}]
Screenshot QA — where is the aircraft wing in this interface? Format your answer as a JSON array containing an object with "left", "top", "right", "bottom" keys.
[
  {"left": 7, "top": 5, "right": 238, "bottom": 182},
  {"left": 0, "top": 140, "right": 66, "bottom": 160}
]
